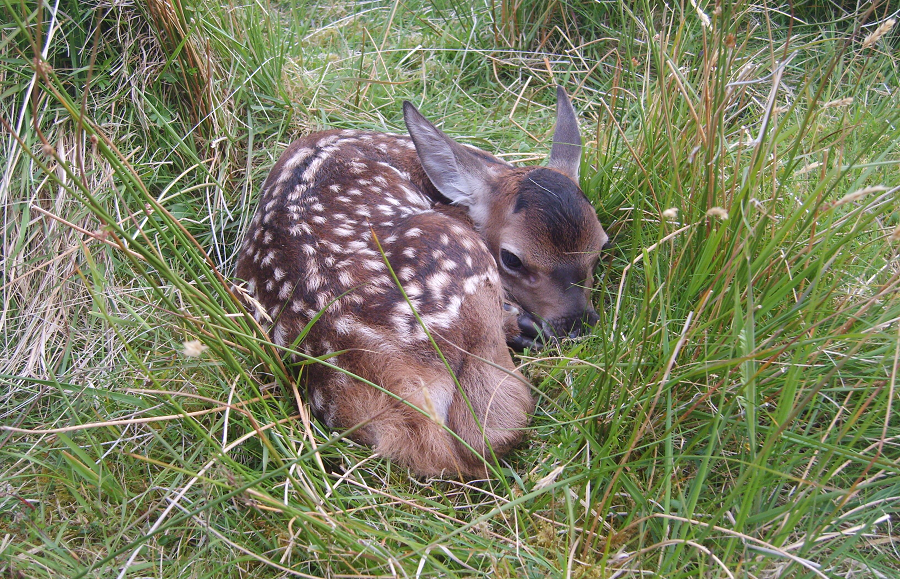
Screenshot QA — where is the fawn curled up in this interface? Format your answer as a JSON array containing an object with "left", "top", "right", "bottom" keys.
[{"left": 235, "top": 87, "right": 607, "bottom": 477}]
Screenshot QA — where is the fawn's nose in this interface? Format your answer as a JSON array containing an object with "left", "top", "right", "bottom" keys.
[{"left": 564, "top": 308, "right": 600, "bottom": 339}]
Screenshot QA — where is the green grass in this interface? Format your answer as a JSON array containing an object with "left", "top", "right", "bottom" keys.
[{"left": 2, "top": 0, "right": 899, "bottom": 577}]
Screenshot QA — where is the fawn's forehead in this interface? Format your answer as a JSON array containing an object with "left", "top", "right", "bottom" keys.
[{"left": 509, "top": 167, "right": 603, "bottom": 257}]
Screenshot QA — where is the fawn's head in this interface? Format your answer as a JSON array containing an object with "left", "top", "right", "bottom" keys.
[{"left": 403, "top": 87, "right": 607, "bottom": 341}]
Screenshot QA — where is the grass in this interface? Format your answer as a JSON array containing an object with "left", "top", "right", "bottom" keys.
[{"left": 1, "top": 0, "right": 899, "bottom": 577}]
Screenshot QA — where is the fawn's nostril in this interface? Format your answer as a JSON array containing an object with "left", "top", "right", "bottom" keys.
[
  {"left": 561, "top": 311, "right": 598, "bottom": 339},
  {"left": 564, "top": 310, "right": 600, "bottom": 339}
]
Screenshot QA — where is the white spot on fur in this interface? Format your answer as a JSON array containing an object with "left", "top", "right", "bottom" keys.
[
  {"left": 333, "top": 316, "right": 352, "bottom": 335},
  {"left": 376, "top": 162, "right": 411, "bottom": 181},
  {"left": 317, "top": 134, "right": 340, "bottom": 147},
  {"left": 301, "top": 155, "right": 326, "bottom": 183},
  {"left": 334, "top": 226, "right": 355, "bottom": 237},
  {"left": 362, "top": 259, "right": 384, "bottom": 272},
  {"left": 273, "top": 322, "right": 288, "bottom": 346},
  {"left": 463, "top": 273, "right": 490, "bottom": 294},
  {"left": 345, "top": 240, "right": 370, "bottom": 252},
  {"left": 426, "top": 271, "right": 451, "bottom": 298},
  {"left": 289, "top": 223, "right": 313, "bottom": 236},
  {"left": 364, "top": 283, "right": 386, "bottom": 296},
  {"left": 283, "top": 147, "right": 313, "bottom": 170},
  {"left": 405, "top": 282, "right": 423, "bottom": 298},
  {"left": 421, "top": 310, "right": 454, "bottom": 330},
  {"left": 321, "top": 240, "right": 343, "bottom": 253},
  {"left": 287, "top": 183, "right": 309, "bottom": 202},
  {"left": 279, "top": 282, "right": 293, "bottom": 300},
  {"left": 342, "top": 315, "right": 390, "bottom": 346},
  {"left": 311, "top": 387, "right": 325, "bottom": 411},
  {"left": 390, "top": 302, "right": 414, "bottom": 333},
  {"left": 399, "top": 185, "right": 428, "bottom": 206}
]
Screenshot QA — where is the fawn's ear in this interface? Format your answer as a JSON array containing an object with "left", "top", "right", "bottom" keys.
[
  {"left": 547, "top": 86, "right": 582, "bottom": 182},
  {"left": 403, "top": 101, "right": 503, "bottom": 229}
]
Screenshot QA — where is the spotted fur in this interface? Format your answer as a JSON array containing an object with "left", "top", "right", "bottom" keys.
[{"left": 234, "top": 87, "right": 605, "bottom": 477}]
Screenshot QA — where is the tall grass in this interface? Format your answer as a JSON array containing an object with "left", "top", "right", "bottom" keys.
[{"left": 1, "top": 0, "right": 898, "bottom": 577}]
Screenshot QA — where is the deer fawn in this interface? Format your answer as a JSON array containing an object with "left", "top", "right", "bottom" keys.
[{"left": 235, "top": 87, "right": 607, "bottom": 477}]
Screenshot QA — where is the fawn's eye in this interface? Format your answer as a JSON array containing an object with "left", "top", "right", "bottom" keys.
[{"left": 500, "top": 249, "right": 523, "bottom": 271}]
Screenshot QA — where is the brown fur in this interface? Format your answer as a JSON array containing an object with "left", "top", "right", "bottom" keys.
[
  {"left": 235, "top": 129, "right": 533, "bottom": 477},
  {"left": 234, "top": 89, "right": 604, "bottom": 477}
]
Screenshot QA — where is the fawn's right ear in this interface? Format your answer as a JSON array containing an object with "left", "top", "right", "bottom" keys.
[{"left": 403, "top": 101, "right": 503, "bottom": 229}]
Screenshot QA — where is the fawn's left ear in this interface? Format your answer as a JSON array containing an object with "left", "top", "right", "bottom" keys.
[
  {"left": 547, "top": 86, "right": 582, "bottom": 182},
  {"left": 403, "top": 101, "right": 504, "bottom": 229}
]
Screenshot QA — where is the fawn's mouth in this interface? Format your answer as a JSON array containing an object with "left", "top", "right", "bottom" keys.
[{"left": 511, "top": 309, "right": 598, "bottom": 351}]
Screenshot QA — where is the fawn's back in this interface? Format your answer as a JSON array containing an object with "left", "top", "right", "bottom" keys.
[{"left": 235, "top": 87, "right": 606, "bottom": 477}]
